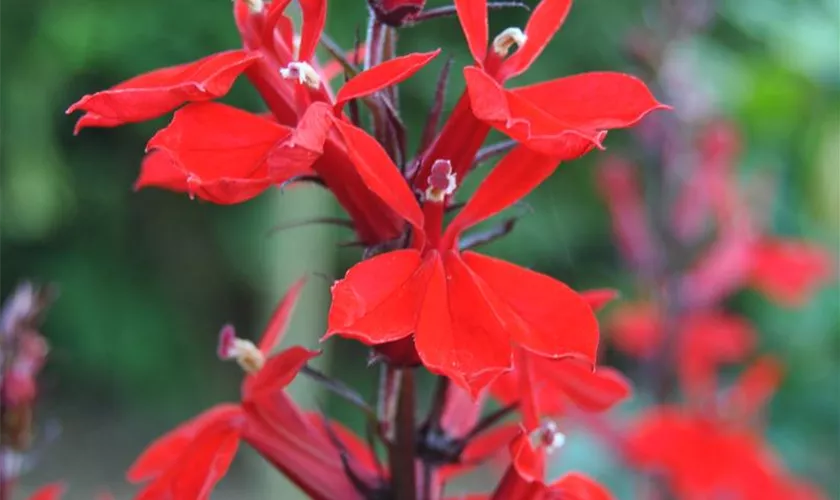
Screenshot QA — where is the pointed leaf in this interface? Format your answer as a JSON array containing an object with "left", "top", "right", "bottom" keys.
[
  {"left": 500, "top": 0, "right": 572, "bottom": 81},
  {"left": 455, "top": 0, "right": 489, "bottom": 64},
  {"left": 67, "top": 50, "right": 259, "bottom": 132},
  {"left": 335, "top": 50, "right": 441, "bottom": 112}
]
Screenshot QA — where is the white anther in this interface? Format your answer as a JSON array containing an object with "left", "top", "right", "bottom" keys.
[
  {"left": 243, "top": 0, "right": 264, "bottom": 14},
  {"left": 280, "top": 61, "right": 322, "bottom": 90},
  {"left": 493, "top": 27, "right": 527, "bottom": 57}
]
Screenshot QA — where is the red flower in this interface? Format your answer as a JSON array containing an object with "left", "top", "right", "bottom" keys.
[
  {"left": 628, "top": 358, "right": 824, "bottom": 500},
  {"left": 327, "top": 139, "right": 599, "bottom": 395},
  {"left": 369, "top": 0, "right": 426, "bottom": 26},
  {"left": 747, "top": 238, "right": 834, "bottom": 307},
  {"left": 127, "top": 280, "right": 380, "bottom": 500},
  {"left": 28, "top": 483, "right": 65, "bottom": 500}
]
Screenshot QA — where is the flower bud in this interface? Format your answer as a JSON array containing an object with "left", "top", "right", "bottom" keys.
[{"left": 368, "top": 0, "right": 426, "bottom": 27}]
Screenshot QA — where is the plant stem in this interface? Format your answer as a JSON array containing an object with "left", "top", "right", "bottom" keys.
[{"left": 388, "top": 368, "right": 417, "bottom": 500}]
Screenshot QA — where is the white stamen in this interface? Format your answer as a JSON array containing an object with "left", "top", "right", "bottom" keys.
[
  {"left": 280, "top": 61, "right": 322, "bottom": 90},
  {"left": 424, "top": 159, "right": 457, "bottom": 203},
  {"left": 292, "top": 34, "right": 302, "bottom": 60},
  {"left": 229, "top": 338, "right": 265, "bottom": 374},
  {"left": 243, "top": 0, "right": 264, "bottom": 14},
  {"left": 493, "top": 27, "right": 527, "bottom": 57},
  {"left": 530, "top": 420, "right": 566, "bottom": 455},
  {"left": 424, "top": 175, "right": 456, "bottom": 203}
]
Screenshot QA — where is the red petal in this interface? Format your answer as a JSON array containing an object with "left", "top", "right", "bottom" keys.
[
  {"left": 298, "top": 0, "right": 327, "bottom": 62},
  {"left": 67, "top": 50, "right": 259, "bottom": 132},
  {"left": 727, "top": 356, "right": 783, "bottom": 419},
  {"left": 28, "top": 483, "right": 65, "bottom": 500},
  {"left": 243, "top": 346, "right": 320, "bottom": 401},
  {"left": 415, "top": 252, "right": 513, "bottom": 396},
  {"left": 137, "top": 102, "right": 290, "bottom": 204},
  {"left": 127, "top": 404, "right": 244, "bottom": 483},
  {"left": 510, "top": 430, "right": 545, "bottom": 484},
  {"left": 512, "top": 72, "right": 669, "bottom": 130},
  {"left": 257, "top": 278, "right": 307, "bottom": 355},
  {"left": 461, "top": 252, "right": 599, "bottom": 362},
  {"left": 464, "top": 67, "right": 606, "bottom": 157},
  {"left": 307, "top": 413, "right": 382, "bottom": 474},
  {"left": 333, "top": 119, "right": 425, "bottom": 237},
  {"left": 537, "top": 357, "right": 632, "bottom": 413},
  {"left": 607, "top": 302, "right": 661, "bottom": 358},
  {"left": 547, "top": 472, "right": 614, "bottom": 500},
  {"left": 580, "top": 289, "right": 620, "bottom": 312},
  {"left": 136, "top": 420, "right": 241, "bottom": 500},
  {"left": 326, "top": 250, "right": 431, "bottom": 344},
  {"left": 439, "top": 422, "right": 519, "bottom": 480},
  {"left": 455, "top": 0, "right": 488, "bottom": 64},
  {"left": 335, "top": 50, "right": 441, "bottom": 112},
  {"left": 266, "top": 102, "right": 333, "bottom": 180},
  {"left": 748, "top": 238, "right": 833, "bottom": 307},
  {"left": 499, "top": 0, "right": 572, "bottom": 81},
  {"left": 443, "top": 146, "right": 559, "bottom": 246}
]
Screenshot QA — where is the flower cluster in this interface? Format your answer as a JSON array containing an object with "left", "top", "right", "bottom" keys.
[{"left": 15, "top": 0, "right": 821, "bottom": 499}]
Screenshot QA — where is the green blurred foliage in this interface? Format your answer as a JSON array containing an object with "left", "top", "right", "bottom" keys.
[{"left": 1, "top": 0, "right": 837, "bottom": 497}]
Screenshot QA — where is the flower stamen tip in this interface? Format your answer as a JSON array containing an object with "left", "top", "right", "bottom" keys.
[
  {"left": 424, "top": 159, "right": 457, "bottom": 203},
  {"left": 493, "top": 27, "right": 527, "bottom": 57},
  {"left": 280, "top": 62, "right": 322, "bottom": 90},
  {"left": 531, "top": 420, "right": 566, "bottom": 454},
  {"left": 243, "top": 0, "right": 264, "bottom": 14},
  {"left": 217, "top": 324, "right": 265, "bottom": 374}
]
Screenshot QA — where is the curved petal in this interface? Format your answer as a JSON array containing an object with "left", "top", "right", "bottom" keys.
[
  {"left": 258, "top": 278, "right": 307, "bottom": 355},
  {"left": 137, "top": 102, "right": 292, "bottom": 204},
  {"left": 455, "top": 0, "right": 488, "bottom": 64},
  {"left": 298, "top": 0, "right": 328, "bottom": 62},
  {"left": 726, "top": 356, "right": 783, "bottom": 419},
  {"left": 127, "top": 404, "right": 244, "bottom": 483},
  {"left": 537, "top": 357, "right": 632, "bottom": 413},
  {"left": 326, "top": 250, "right": 432, "bottom": 344},
  {"left": 513, "top": 72, "right": 670, "bottom": 130},
  {"left": 243, "top": 347, "right": 321, "bottom": 402},
  {"left": 748, "top": 238, "right": 833, "bottom": 307},
  {"left": 335, "top": 50, "right": 441, "bottom": 112},
  {"left": 443, "top": 145, "right": 558, "bottom": 246},
  {"left": 136, "top": 420, "right": 242, "bottom": 500},
  {"left": 464, "top": 66, "right": 606, "bottom": 157},
  {"left": 415, "top": 252, "right": 513, "bottom": 396},
  {"left": 67, "top": 50, "right": 260, "bottom": 132},
  {"left": 580, "top": 289, "right": 620, "bottom": 312},
  {"left": 462, "top": 252, "right": 599, "bottom": 361},
  {"left": 499, "top": 0, "right": 573, "bottom": 81},
  {"left": 333, "top": 119, "right": 425, "bottom": 237},
  {"left": 548, "top": 472, "right": 614, "bottom": 500}
]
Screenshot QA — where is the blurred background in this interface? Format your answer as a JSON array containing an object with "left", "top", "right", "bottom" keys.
[{"left": 1, "top": 0, "right": 838, "bottom": 498}]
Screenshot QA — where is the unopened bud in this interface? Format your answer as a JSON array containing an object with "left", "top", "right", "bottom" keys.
[
  {"left": 424, "top": 159, "right": 457, "bottom": 203},
  {"left": 217, "top": 324, "right": 265, "bottom": 374},
  {"left": 280, "top": 62, "right": 322, "bottom": 90},
  {"left": 493, "top": 27, "right": 527, "bottom": 57}
]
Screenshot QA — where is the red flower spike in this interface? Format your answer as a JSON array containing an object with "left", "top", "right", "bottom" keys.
[
  {"left": 334, "top": 50, "right": 442, "bottom": 113},
  {"left": 455, "top": 0, "right": 489, "bottom": 65},
  {"left": 498, "top": 0, "right": 573, "bottom": 81},
  {"left": 66, "top": 50, "right": 260, "bottom": 133},
  {"left": 297, "top": 0, "right": 328, "bottom": 63},
  {"left": 748, "top": 238, "right": 834, "bottom": 307},
  {"left": 28, "top": 483, "right": 66, "bottom": 500}
]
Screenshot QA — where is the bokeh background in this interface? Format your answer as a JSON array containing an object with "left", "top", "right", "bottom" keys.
[{"left": 1, "top": 0, "right": 838, "bottom": 498}]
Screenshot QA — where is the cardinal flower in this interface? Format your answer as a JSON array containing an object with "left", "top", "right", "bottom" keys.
[
  {"left": 326, "top": 121, "right": 599, "bottom": 395},
  {"left": 128, "top": 280, "right": 380, "bottom": 500},
  {"left": 409, "top": 0, "right": 667, "bottom": 200},
  {"left": 628, "top": 358, "right": 826, "bottom": 500}
]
